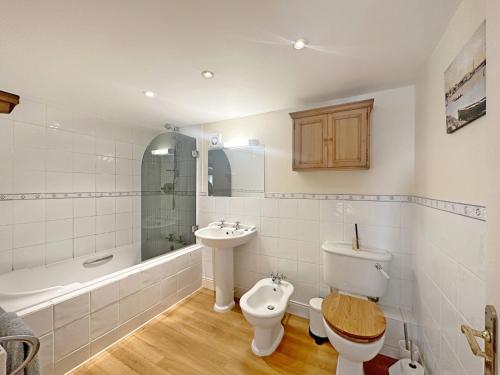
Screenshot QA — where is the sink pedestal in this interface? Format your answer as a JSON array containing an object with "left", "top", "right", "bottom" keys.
[
  {"left": 194, "top": 222, "right": 257, "bottom": 313},
  {"left": 213, "top": 247, "right": 235, "bottom": 312}
]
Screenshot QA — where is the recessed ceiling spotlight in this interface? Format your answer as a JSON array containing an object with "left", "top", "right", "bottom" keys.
[
  {"left": 142, "top": 90, "right": 156, "bottom": 98},
  {"left": 292, "top": 38, "right": 308, "bottom": 50},
  {"left": 201, "top": 70, "right": 214, "bottom": 79}
]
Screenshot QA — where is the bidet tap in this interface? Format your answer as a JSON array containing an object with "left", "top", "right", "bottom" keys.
[
  {"left": 218, "top": 219, "right": 225, "bottom": 228},
  {"left": 271, "top": 272, "right": 278, "bottom": 284},
  {"left": 234, "top": 221, "right": 241, "bottom": 230},
  {"left": 271, "top": 272, "right": 286, "bottom": 285}
]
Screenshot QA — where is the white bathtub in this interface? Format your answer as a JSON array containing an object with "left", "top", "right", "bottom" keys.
[
  {"left": 0, "top": 243, "right": 198, "bottom": 313},
  {"left": 0, "top": 243, "right": 204, "bottom": 375},
  {"left": 0, "top": 245, "right": 141, "bottom": 312}
]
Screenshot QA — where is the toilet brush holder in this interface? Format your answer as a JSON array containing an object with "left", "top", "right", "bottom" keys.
[
  {"left": 388, "top": 358, "right": 425, "bottom": 375},
  {"left": 390, "top": 340, "right": 424, "bottom": 375},
  {"left": 398, "top": 340, "right": 420, "bottom": 362}
]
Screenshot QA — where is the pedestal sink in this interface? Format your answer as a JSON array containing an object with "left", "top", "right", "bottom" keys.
[{"left": 195, "top": 222, "right": 257, "bottom": 312}]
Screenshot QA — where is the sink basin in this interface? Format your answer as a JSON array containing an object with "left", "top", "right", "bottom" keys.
[
  {"left": 195, "top": 223, "right": 256, "bottom": 248},
  {"left": 195, "top": 222, "right": 257, "bottom": 313}
]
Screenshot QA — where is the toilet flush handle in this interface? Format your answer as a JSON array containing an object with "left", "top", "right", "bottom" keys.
[{"left": 375, "top": 263, "right": 390, "bottom": 280}]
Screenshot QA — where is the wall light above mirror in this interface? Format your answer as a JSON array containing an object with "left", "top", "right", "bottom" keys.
[{"left": 208, "top": 141, "right": 264, "bottom": 197}]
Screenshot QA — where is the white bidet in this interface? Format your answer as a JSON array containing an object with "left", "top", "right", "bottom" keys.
[{"left": 240, "top": 278, "right": 294, "bottom": 356}]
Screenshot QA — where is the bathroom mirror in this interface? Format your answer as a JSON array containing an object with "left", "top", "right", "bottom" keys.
[{"left": 208, "top": 145, "right": 265, "bottom": 197}]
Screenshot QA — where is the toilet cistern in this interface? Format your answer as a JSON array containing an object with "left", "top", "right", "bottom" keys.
[{"left": 322, "top": 241, "right": 392, "bottom": 299}]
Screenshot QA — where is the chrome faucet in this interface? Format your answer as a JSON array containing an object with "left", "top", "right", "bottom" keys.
[
  {"left": 271, "top": 272, "right": 286, "bottom": 285},
  {"left": 234, "top": 221, "right": 241, "bottom": 230},
  {"left": 218, "top": 219, "right": 225, "bottom": 228}
]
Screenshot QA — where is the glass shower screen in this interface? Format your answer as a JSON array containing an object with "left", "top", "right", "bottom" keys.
[{"left": 141, "top": 132, "right": 197, "bottom": 261}]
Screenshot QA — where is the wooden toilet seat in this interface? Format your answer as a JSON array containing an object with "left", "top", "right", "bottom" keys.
[{"left": 321, "top": 293, "right": 386, "bottom": 344}]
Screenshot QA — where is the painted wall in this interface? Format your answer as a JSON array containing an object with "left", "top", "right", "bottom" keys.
[
  {"left": 414, "top": 0, "right": 487, "bottom": 205},
  {"left": 0, "top": 95, "right": 161, "bottom": 274},
  {"left": 413, "top": 0, "right": 488, "bottom": 373},
  {"left": 196, "top": 85, "right": 415, "bottom": 195}
]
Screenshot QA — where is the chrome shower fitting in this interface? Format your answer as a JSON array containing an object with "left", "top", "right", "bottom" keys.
[{"left": 164, "top": 123, "right": 179, "bottom": 132}]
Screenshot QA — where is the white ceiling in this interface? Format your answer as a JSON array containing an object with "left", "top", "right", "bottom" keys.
[{"left": 0, "top": 0, "right": 460, "bottom": 128}]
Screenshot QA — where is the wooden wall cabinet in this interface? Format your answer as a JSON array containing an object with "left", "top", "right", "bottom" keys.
[
  {"left": 290, "top": 99, "right": 374, "bottom": 170},
  {"left": 0, "top": 91, "right": 20, "bottom": 114}
]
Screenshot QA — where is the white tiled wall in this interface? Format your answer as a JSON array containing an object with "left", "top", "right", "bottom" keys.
[
  {"left": 0, "top": 97, "right": 161, "bottom": 274},
  {"left": 19, "top": 247, "right": 202, "bottom": 375},
  {"left": 198, "top": 196, "right": 413, "bottom": 312},
  {"left": 413, "top": 203, "right": 486, "bottom": 375}
]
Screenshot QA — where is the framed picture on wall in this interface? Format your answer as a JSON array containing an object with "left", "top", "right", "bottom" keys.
[{"left": 444, "top": 20, "right": 486, "bottom": 134}]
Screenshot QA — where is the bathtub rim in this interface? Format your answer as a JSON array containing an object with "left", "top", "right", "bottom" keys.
[{"left": 14, "top": 243, "right": 203, "bottom": 316}]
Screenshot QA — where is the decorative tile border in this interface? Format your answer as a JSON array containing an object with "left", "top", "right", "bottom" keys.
[
  {"left": 413, "top": 195, "right": 486, "bottom": 221},
  {"left": 199, "top": 191, "right": 486, "bottom": 221},
  {"left": 1, "top": 190, "right": 485, "bottom": 221},
  {"left": 0, "top": 190, "right": 196, "bottom": 201},
  {"left": 201, "top": 191, "right": 411, "bottom": 202},
  {"left": 264, "top": 192, "right": 412, "bottom": 202},
  {"left": 0, "top": 191, "right": 139, "bottom": 201}
]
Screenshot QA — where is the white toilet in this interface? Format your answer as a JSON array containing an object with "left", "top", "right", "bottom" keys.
[
  {"left": 240, "top": 277, "right": 294, "bottom": 356},
  {"left": 321, "top": 241, "right": 392, "bottom": 375}
]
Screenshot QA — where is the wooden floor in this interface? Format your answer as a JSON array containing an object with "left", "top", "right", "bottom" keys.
[{"left": 70, "top": 288, "right": 338, "bottom": 375}]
